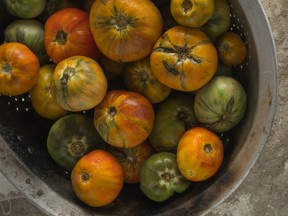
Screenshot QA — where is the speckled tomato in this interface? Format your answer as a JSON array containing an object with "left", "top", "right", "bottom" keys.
[
  {"left": 44, "top": 7, "right": 100, "bottom": 64},
  {"left": 51, "top": 55, "right": 107, "bottom": 112},
  {"left": 170, "top": 0, "right": 214, "bottom": 27},
  {"left": 150, "top": 25, "right": 218, "bottom": 91},
  {"left": 89, "top": 0, "right": 163, "bottom": 62},
  {"left": 71, "top": 149, "right": 124, "bottom": 207},
  {"left": 194, "top": 76, "right": 247, "bottom": 133},
  {"left": 109, "top": 141, "right": 156, "bottom": 183},
  {"left": 177, "top": 127, "right": 224, "bottom": 182},
  {"left": 217, "top": 32, "right": 247, "bottom": 66},
  {"left": 124, "top": 56, "right": 172, "bottom": 104},
  {"left": 94, "top": 90, "right": 155, "bottom": 148},
  {"left": 29, "top": 63, "right": 68, "bottom": 120},
  {"left": 0, "top": 42, "right": 39, "bottom": 96}
]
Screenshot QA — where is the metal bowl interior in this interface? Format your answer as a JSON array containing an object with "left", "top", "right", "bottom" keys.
[{"left": 0, "top": 0, "right": 277, "bottom": 215}]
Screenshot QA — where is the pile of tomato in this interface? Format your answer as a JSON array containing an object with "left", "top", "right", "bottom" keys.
[{"left": 0, "top": 0, "right": 248, "bottom": 208}]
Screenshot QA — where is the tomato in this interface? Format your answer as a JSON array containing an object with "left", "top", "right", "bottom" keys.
[
  {"left": 47, "top": 114, "right": 107, "bottom": 171},
  {"left": 4, "top": 19, "right": 44, "bottom": 53},
  {"left": 170, "top": 0, "right": 214, "bottom": 28},
  {"left": 29, "top": 64, "right": 68, "bottom": 120},
  {"left": 177, "top": 127, "right": 224, "bottom": 182},
  {"left": 150, "top": 25, "right": 218, "bottom": 91},
  {"left": 0, "top": 42, "right": 39, "bottom": 96},
  {"left": 71, "top": 149, "right": 124, "bottom": 207},
  {"left": 94, "top": 90, "right": 155, "bottom": 148},
  {"left": 89, "top": 0, "right": 163, "bottom": 62},
  {"left": 44, "top": 7, "right": 100, "bottom": 64},
  {"left": 149, "top": 92, "right": 199, "bottom": 153},
  {"left": 109, "top": 141, "right": 156, "bottom": 183},
  {"left": 194, "top": 76, "right": 247, "bottom": 133},
  {"left": 202, "top": 0, "right": 231, "bottom": 43},
  {"left": 124, "top": 56, "right": 172, "bottom": 104},
  {"left": 140, "top": 152, "right": 191, "bottom": 202},
  {"left": 2, "top": 0, "right": 46, "bottom": 18},
  {"left": 217, "top": 32, "right": 248, "bottom": 66},
  {"left": 51, "top": 55, "right": 107, "bottom": 112}
]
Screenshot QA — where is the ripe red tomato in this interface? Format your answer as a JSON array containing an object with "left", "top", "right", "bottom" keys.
[{"left": 44, "top": 7, "right": 100, "bottom": 64}]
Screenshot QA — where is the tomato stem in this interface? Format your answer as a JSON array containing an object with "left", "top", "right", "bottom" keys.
[
  {"left": 1, "top": 62, "right": 12, "bottom": 74},
  {"left": 54, "top": 29, "right": 68, "bottom": 45},
  {"left": 204, "top": 144, "right": 213, "bottom": 154},
  {"left": 182, "top": 0, "right": 193, "bottom": 13},
  {"left": 81, "top": 172, "right": 90, "bottom": 182}
]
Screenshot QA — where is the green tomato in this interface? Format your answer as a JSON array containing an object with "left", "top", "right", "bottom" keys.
[
  {"left": 194, "top": 76, "right": 247, "bottom": 133},
  {"left": 140, "top": 152, "right": 191, "bottom": 202},
  {"left": 47, "top": 114, "right": 107, "bottom": 171},
  {"left": 3, "top": 0, "right": 46, "bottom": 19},
  {"left": 149, "top": 92, "right": 198, "bottom": 153}
]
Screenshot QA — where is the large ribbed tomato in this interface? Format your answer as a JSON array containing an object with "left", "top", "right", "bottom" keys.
[
  {"left": 71, "top": 150, "right": 124, "bottom": 207},
  {"left": 94, "top": 90, "right": 155, "bottom": 148},
  {"left": 44, "top": 7, "right": 100, "bottom": 64},
  {"left": 150, "top": 25, "right": 218, "bottom": 91},
  {"left": 89, "top": 0, "right": 163, "bottom": 62},
  {"left": 51, "top": 55, "right": 107, "bottom": 112},
  {"left": 0, "top": 42, "right": 39, "bottom": 96}
]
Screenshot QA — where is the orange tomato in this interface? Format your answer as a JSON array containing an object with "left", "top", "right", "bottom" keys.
[
  {"left": 71, "top": 150, "right": 124, "bottom": 207},
  {"left": 150, "top": 25, "right": 218, "bottom": 92},
  {"left": 44, "top": 7, "right": 100, "bottom": 64},
  {"left": 89, "top": 0, "right": 163, "bottom": 62},
  {"left": 94, "top": 90, "right": 155, "bottom": 148},
  {"left": 29, "top": 63, "right": 68, "bottom": 120},
  {"left": 0, "top": 42, "right": 39, "bottom": 96},
  {"left": 217, "top": 32, "right": 247, "bottom": 66},
  {"left": 176, "top": 127, "right": 224, "bottom": 182},
  {"left": 109, "top": 141, "right": 156, "bottom": 183}
]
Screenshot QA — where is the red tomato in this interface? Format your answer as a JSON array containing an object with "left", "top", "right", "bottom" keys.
[{"left": 44, "top": 7, "right": 100, "bottom": 64}]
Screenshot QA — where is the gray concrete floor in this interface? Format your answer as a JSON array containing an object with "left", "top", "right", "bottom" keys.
[{"left": 0, "top": 0, "right": 287, "bottom": 215}]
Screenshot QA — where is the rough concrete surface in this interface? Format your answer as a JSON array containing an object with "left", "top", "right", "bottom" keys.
[{"left": 0, "top": 0, "right": 287, "bottom": 215}]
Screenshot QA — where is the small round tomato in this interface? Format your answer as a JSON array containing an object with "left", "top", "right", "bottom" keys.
[
  {"left": 44, "top": 7, "right": 100, "bottom": 64},
  {"left": 217, "top": 32, "right": 247, "bottom": 66},
  {"left": 29, "top": 63, "right": 68, "bottom": 120},
  {"left": 170, "top": 0, "right": 214, "bottom": 27},
  {"left": 150, "top": 25, "right": 218, "bottom": 91},
  {"left": 140, "top": 152, "right": 191, "bottom": 202},
  {"left": 51, "top": 55, "right": 107, "bottom": 112},
  {"left": 109, "top": 141, "right": 155, "bottom": 183},
  {"left": 71, "top": 149, "right": 124, "bottom": 207},
  {"left": 177, "top": 127, "right": 224, "bottom": 182},
  {"left": 124, "top": 56, "right": 172, "bottom": 104},
  {"left": 47, "top": 114, "right": 107, "bottom": 171},
  {"left": 149, "top": 92, "right": 199, "bottom": 153},
  {"left": 94, "top": 90, "right": 155, "bottom": 148},
  {"left": 0, "top": 42, "right": 39, "bottom": 96},
  {"left": 89, "top": 0, "right": 163, "bottom": 62}
]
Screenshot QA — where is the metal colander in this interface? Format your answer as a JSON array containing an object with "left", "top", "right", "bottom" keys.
[{"left": 0, "top": 0, "right": 277, "bottom": 216}]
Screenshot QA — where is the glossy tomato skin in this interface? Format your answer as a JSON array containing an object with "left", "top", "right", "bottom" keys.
[
  {"left": 150, "top": 25, "right": 218, "bottom": 91},
  {"left": 0, "top": 42, "right": 39, "bottom": 96},
  {"left": 44, "top": 7, "right": 100, "bottom": 64},
  {"left": 94, "top": 90, "right": 155, "bottom": 148},
  {"left": 89, "top": 0, "right": 163, "bottom": 62},
  {"left": 217, "top": 32, "right": 247, "bottom": 66},
  {"left": 29, "top": 64, "right": 68, "bottom": 120},
  {"left": 140, "top": 152, "right": 191, "bottom": 202},
  {"left": 51, "top": 55, "right": 107, "bottom": 112},
  {"left": 194, "top": 76, "right": 247, "bottom": 133},
  {"left": 149, "top": 92, "right": 199, "bottom": 153},
  {"left": 3, "top": 0, "right": 46, "bottom": 19},
  {"left": 170, "top": 0, "right": 214, "bottom": 28},
  {"left": 177, "top": 127, "right": 224, "bottom": 182},
  {"left": 47, "top": 114, "right": 107, "bottom": 171},
  {"left": 71, "top": 149, "right": 124, "bottom": 207},
  {"left": 124, "top": 56, "right": 172, "bottom": 104},
  {"left": 109, "top": 141, "right": 156, "bottom": 183},
  {"left": 202, "top": 0, "right": 231, "bottom": 43}
]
